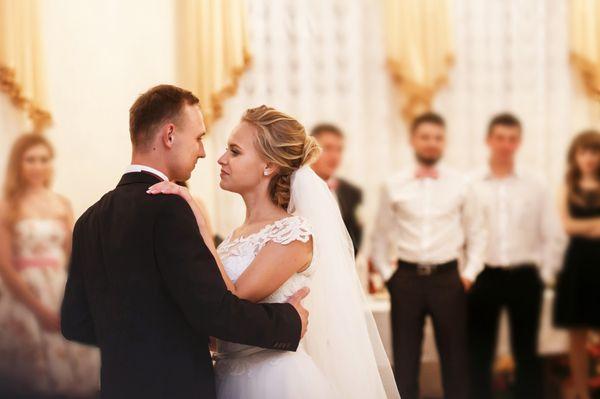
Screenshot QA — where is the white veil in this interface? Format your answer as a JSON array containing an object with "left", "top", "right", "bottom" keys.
[{"left": 288, "top": 166, "right": 400, "bottom": 399}]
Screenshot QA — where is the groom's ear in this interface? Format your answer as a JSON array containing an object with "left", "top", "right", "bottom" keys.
[{"left": 160, "top": 123, "right": 176, "bottom": 149}]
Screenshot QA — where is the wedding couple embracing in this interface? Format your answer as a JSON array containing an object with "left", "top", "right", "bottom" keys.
[{"left": 61, "top": 84, "right": 399, "bottom": 399}]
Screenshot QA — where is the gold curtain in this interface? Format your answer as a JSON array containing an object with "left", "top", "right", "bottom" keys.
[
  {"left": 177, "top": 0, "right": 251, "bottom": 128},
  {"left": 382, "top": 0, "right": 454, "bottom": 123},
  {"left": 570, "top": 0, "right": 600, "bottom": 98},
  {"left": 0, "top": 0, "right": 51, "bottom": 130}
]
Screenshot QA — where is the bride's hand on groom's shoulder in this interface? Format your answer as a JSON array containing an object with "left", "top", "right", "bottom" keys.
[
  {"left": 146, "top": 181, "right": 191, "bottom": 201},
  {"left": 147, "top": 182, "right": 211, "bottom": 233}
]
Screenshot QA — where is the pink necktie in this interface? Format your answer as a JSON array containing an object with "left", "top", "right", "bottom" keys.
[{"left": 415, "top": 168, "right": 439, "bottom": 179}]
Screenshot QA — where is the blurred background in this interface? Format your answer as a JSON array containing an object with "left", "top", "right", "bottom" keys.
[{"left": 1, "top": 0, "right": 599, "bottom": 398}]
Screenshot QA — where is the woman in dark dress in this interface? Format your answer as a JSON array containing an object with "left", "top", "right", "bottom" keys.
[{"left": 554, "top": 130, "right": 600, "bottom": 399}]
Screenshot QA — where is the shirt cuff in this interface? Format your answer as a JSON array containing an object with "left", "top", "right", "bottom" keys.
[
  {"left": 379, "top": 264, "right": 395, "bottom": 281},
  {"left": 540, "top": 268, "right": 555, "bottom": 287},
  {"left": 461, "top": 265, "right": 481, "bottom": 283}
]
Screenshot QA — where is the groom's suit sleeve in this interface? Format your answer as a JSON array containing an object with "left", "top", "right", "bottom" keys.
[
  {"left": 61, "top": 216, "right": 97, "bottom": 346},
  {"left": 154, "top": 195, "right": 301, "bottom": 351}
]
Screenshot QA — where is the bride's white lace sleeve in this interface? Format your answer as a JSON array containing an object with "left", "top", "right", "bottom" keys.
[
  {"left": 265, "top": 216, "right": 312, "bottom": 246},
  {"left": 259, "top": 216, "right": 314, "bottom": 274}
]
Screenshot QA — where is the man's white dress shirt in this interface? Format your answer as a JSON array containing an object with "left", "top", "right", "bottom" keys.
[
  {"left": 371, "top": 164, "right": 486, "bottom": 281},
  {"left": 470, "top": 166, "right": 566, "bottom": 283}
]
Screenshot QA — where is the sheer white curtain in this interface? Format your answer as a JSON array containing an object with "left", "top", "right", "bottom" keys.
[
  {"left": 189, "top": 0, "right": 600, "bottom": 268},
  {"left": 192, "top": 0, "right": 599, "bottom": 240},
  {"left": 190, "top": 0, "right": 403, "bottom": 238},
  {"left": 434, "top": 0, "right": 598, "bottom": 190}
]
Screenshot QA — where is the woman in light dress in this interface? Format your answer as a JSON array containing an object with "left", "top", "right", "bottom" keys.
[
  {"left": 0, "top": 133, "right": 99, "bottom": 397},
  {"left": 149, "top": 106, "right": 399, "bottom": 399}
]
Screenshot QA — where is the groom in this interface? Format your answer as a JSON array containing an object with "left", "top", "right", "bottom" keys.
[{"left": 61, "top": 84, "right": 309, "bottom": 399}]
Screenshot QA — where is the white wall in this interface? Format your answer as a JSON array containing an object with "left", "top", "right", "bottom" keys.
[
  {"left": 0, "top": 96, "right": 27, "bottom": 182},
  {"left": 40, "top": 0, "right": 177, "bottom": 216}
]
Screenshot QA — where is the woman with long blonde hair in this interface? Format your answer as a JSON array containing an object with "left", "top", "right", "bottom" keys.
[
  {"left": 0, "top": 133, "right": 99, "bottom": 397},
  {"left": 553, "top": 130, "right": 600, "bottom": 399}
]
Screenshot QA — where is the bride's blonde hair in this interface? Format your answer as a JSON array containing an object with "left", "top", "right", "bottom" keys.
[{"left": 242, "top": 105, "right": 321, "bottom": 209}]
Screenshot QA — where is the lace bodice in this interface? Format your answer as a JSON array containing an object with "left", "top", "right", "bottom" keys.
[
  {"left": 215, "top": 216, "right": 313, "bottom": 357},
  {"left": 217, "top": 215, "right": 313, "bottom": 304}
]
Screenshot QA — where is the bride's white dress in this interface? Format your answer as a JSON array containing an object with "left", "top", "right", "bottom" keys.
[{"left": 214, "top": 215, "right": 339, "bottom": 399}]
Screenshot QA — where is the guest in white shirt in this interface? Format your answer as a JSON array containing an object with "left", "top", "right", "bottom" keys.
[
  {"left": 371, "top": 112, "right": 486, "bottom": 399},
  {"left": 467, "top": 113, "right": 566, "bottom": 399}
]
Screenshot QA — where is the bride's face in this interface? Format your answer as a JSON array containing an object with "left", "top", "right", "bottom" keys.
[{"left": 218, "top": 121, "right": 270, "bottom": 194}]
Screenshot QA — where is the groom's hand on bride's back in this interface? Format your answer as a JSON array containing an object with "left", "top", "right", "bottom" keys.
[{"left": 287, "top": 287, "right": 310, "bottom": 338}]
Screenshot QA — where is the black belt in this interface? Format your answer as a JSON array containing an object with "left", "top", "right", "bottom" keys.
[
  {"left": 484, "top": 263, "right": 537, "bottom": 272},
  {"left": 397, "top": 259, "right": 458, "bottom": 276},
  {"left": 485, "top": 262, "right": 536, "bottom": 269}
]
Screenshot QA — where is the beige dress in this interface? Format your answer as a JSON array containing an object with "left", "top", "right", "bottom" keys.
[{"left": 0, "top": 218, "right": 99, "bottom": 396}]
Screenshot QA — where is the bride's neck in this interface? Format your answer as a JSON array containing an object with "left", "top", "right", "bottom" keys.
[{"left": 241, "top": 188, "right": 285, "bottom": 225}]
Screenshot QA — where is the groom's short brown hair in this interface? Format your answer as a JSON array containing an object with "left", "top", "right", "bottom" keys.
[{"left": 129, "top": 84, "right": 200, "bottom": 149}]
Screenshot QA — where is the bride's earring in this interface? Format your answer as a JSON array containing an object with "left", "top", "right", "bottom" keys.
[{"left": 263, "top": 169, "right": 270, "bottom": 176}]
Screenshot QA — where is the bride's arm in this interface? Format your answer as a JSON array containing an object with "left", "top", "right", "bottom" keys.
[
  {"left": 146, "top": 182, "right": 237, "bottom": 292},
  {"left": 233, "top": 239, "right": 312, "bottom": 303},
  {"left": 193, "top": 196, "right": 216, "bottom": 246},
  {"left": 172, "top": 204, "right": 311, "bottom": 302},
  {"left": 147, "top": 181, "right": 312, "bottom": 302}
]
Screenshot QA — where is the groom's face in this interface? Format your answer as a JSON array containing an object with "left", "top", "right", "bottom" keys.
[{"left": 168, "top": 105, "right": 206, "bottom": 181}]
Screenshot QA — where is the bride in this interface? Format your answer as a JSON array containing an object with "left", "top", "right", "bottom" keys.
[{"left": 148, "top": 105, "right": 399, "bottom": 399}]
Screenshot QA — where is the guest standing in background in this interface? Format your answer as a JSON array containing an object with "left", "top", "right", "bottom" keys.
[
  {"left": 371, "top": 112, "right": 486, "bottom": 399},
  {"left": 310, "top": 123, "right": 363, "bottom": 254},
  {"left": 468, "top": 113, "right": 566, "bottom": 399},
  {"left": 0, "top": 134, "right": 99, "bottom": 398},
  {"left": 553, "top": 130, "right": 600, "bottom": 399}
]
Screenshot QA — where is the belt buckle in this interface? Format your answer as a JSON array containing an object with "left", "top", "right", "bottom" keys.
[{"left": 416, "top": 264, "right": 433, "bottom": 276}]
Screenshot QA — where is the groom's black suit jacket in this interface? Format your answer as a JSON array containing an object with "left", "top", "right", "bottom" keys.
[{"left": 61, "top": 172, "right": 301, "bottom": 399}]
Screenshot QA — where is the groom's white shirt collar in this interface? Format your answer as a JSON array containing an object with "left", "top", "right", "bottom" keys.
[{"left": 125, "top": 164, "right": 169, "bottom": 182}]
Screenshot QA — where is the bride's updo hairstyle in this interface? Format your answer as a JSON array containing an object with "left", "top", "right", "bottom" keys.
[{"left": 242, "top": 105, "right": 321, "bottom": 209}]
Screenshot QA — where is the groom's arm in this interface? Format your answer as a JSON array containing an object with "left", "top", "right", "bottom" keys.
[
  {"left": 154, "top": 195, "right": 301, "bottom": 351},
  {"left": 61, "top": 217, "right": 97, "bottom": 346}
]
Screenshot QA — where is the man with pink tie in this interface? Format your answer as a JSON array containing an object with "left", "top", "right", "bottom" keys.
[{"left": 371, "top": 112, "right": 486, "bottom": 399}]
